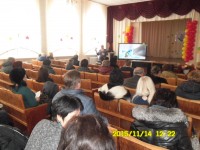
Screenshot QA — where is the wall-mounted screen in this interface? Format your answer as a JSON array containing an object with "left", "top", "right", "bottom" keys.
[{"left": 118, "top": 43, "right": 147, "bottom": 60}]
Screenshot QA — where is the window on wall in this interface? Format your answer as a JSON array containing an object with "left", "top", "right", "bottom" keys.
[
  {"left": 0, "top": 0, "right": 41, "bottom": 59},
  {"left": 46, "top": 0, "right": 81, "bottom": 57},
  {"left": 82, "top": 1, "right": 107, "bottom": 55}
]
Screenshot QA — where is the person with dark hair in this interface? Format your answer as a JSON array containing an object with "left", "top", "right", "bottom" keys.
[
  {"left": 175, "top": 70, "right": 200, "bottom": 100},
  {"left": 66, "top": 58, "right": 75, "bottom": 70},
  {"left": 120, "top": 60, "right": 133, "bottom": 76},
  {"left": 0, "top": 57, "right": 15, "bottom": 74},
  {"left": 98, "top": 68, "right": 131, "bottom": 101},
  {"left": 161, "top": 64, "right": 177, "bottom": 78},
  {"left": 130, "top": 88, "right": 192, "bottom": 150},
  {"left": 110, "top": 56, "right": 119, "bottom": 68},
  {"left": 25, "top": 95, "right": 83, "bottom": 150},
  {"left": 13, "top": 61, "right": 23, "bottom": 69},
  {"left": 36, "top": 67, "right": 53, "bottom": 83},
  {"left": 37, "top": 53, "right": 47, "bottom": 61},
  {"left": 77, "top": 59, "right": 93, "bottom": 73},
  {"left": 71, "top": 54, "right": 79, "bottom": 66},
  {"left": 57, "top": 115, "right": 116, "bottom": 150},
  {"left": 149, "top": 65, "right": 167, "bottom": 85},
  {"left": 52, "top": 70, "right": 107, "bottom": 123},
  {"left": 123, "top": 67, "right": 145, "bottom": 88},
  {"left": 42, "top": 59, "right": 55, "bottom": 74},
  {"left": 9, "top": 68, "right": 38, "bottom": 108},
  {"left": 98, "top": 60, "right": 113, "bottom": 74}
]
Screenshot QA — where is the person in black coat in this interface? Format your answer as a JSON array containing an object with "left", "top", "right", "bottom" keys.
[
  {"left": 149, "top": 65, "right": 167, "bottom": 85},
  {"left": 130, "top": 88, "right": 193, "bottom": 150},
  {"left": 175, "top": 70, "right": 200, "bottom": 100}
]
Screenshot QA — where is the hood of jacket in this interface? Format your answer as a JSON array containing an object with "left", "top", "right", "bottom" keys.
[{"left": 132, "top": 105, "right": 187, "bottom": 124}]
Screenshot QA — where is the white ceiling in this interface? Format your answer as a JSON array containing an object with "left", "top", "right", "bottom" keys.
[{"left": 90, "top": 0, "right": 151, "bottom": 6}]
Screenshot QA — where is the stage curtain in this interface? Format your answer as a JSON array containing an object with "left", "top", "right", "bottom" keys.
[
  {"left": 142, "top": 19, "right": 188, "bottom": 58},
  {"left": 107, "top": 0, "right": 200, "bottom": 47}
]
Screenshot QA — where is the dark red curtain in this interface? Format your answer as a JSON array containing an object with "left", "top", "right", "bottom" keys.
[{"left": 107, "top": 0, "right": 200, "bottom": 50}]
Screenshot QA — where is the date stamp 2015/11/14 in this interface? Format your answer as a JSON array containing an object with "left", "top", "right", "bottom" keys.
[{"left": 112, "top": 130, "right": 176, "bottom": 137}]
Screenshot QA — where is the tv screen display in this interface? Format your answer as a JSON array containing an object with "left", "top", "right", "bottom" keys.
[{"left": 118, "top": 43, "right": 147, "bottom": 60}]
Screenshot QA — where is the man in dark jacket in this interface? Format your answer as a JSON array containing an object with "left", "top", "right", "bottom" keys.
[
  {"left": 175, "top": 70, "right": 200, "bottom": 100},
  {"left": 52, "top": 70, "right": 107, "bottom": 123},
  {"left": 123, "top": 67, "right": 144, "bottom": 88},
  {"left": 130, "top": 88, "right": 193, "bottom": 150}
]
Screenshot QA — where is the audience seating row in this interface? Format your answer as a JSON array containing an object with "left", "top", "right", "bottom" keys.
[
  {"left": 0, "top": 88, "right": 49, "bottom": 134},
  {"left": 108, "top": 126, "right": 167, "bottom": 150}
]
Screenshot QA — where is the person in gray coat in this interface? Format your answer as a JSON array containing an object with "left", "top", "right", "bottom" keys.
[{"left": 52, "top": 70, "right": 107, "bottom": 123}]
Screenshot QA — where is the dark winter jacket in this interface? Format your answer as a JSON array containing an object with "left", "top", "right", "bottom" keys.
[
  {"left": 98, "top": 83, "right": 131, "bottom": 101},
  {"left": 175, "top": 80, "right": 200, "bottom": 100},
  {"left": 130, "top": 105, "right": 193, "bottom": 150}
]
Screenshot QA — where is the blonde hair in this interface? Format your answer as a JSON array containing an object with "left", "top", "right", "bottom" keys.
[{"left": 133, "top": 76, "right": 156, "bottom": 103}]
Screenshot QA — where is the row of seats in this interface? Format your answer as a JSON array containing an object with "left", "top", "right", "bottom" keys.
[{"left": 0, "top": 88, "right": 49, "bottom": 134}]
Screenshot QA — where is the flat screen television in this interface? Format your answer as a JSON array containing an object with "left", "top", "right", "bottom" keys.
[{"left": 118, "top": 43, "right": 147, "bottom": 60}]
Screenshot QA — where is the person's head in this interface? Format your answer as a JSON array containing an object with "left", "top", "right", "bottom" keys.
[
  {"left": 36, "top": 67, "right": 49, "bottom": 82},
  {"left": 109, "top": 68, "right": 124, "bottom": 85},
  {"left": 102, "top": 60, "right": 110, "bottom": 67},
  {"left": 7, "top": 57, "right": 15, "bottom": 64},
  {"left": 68, "top": 58, "right": 74, "bottom": 65},
  {"left": 135, "top": 76, "right": 155, "bottom": 103},
  {"left": 110, "top": 56, "right": 118, "bottom": 67},
  {"left": 13, "top": 61, "right": 22, "bottom": 69},
  {"left": 51, "top": 95, "right": 83, "bottom": 127},
  {"left": 9, "top": 68, "right": 26, "bottom": 85},
  {"left": 63, "top": 70, "right": 81, "bottom": 89},
  {"left": 49, "top": 52, "right": 53, "bottom": 57},
  {"left": 152, "top": 88, "right": 178, "bottom": 108},
  {"left": 43, "top": 59, "right": 51, "bottom": 66},
  {"left": 124, "top": 60, "right": 131, "bottom": 67},
  {"left": 187, "top": 70, "right": 200, "bottom": 83},
  {"left": 195, "top": 62, "right": 200, "bottom": 70},
  {"left": 101, "top": 45, "right": 104, "bottom": 50},
  {"left": 151, "top": 65, "right": 161, "bottom": 75},
  {"left": 133, "top": 67, "right": 144, "bottom": 76},
  {"left": 80, "top": 59, "right": 89, "bottom": 67},
  {"left": 73, "top": 55, "right": 78, "bottom": 60},
  {"left": 57, "top": 115, "right": 116, "bottom": 150}
]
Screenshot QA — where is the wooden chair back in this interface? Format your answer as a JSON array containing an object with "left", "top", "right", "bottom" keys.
[
  {"left": 160, "top": 83, "right": 177, "bottom": 92},
  {"left": 52, "top": 67, "right": 62, "bottom": 75},
  {"left": 22, "top": 63, "right": 33, "bottom": 70},
  {"left": 1, "top": 72, "right": 11, "bottom": 83},
  {"left": 80, "top": 72, "right": 85, "bottom": 79},
  {"left": 49, "top": 74, "right": 63, "bottom": 85},
  {"left": 32, "top": 80, "right": 44, "bottom": 92},
  {"left": 32, "top": 59, "right": 38, "bottom": 66},
  {"left": 97, "top": 74, "right": 109, "bottom": 83},
  {"left": 26, "top": 69, "right": 38, "bottom": 80},
  {"left": 177, "top": 73, "right": 187, "bottom": 79},
  {"left": 84, "top": 72, "right": 98, "bottom": 81},
  {"left": 165, "top": 78, "right": 177, "bottom": 85},
  {"left": 118, "top": 136, "right": 167, "bottom": 150},
  {"left": 61, "top": 69, "right": 68, "bottom": 75}
]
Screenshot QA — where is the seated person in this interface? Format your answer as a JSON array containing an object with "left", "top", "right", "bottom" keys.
[
  {"left": 77, "top": 59, "right": 94, "bottom": 73},
  {"left": 37, "top": 53, "right": 47, "bottom": 61},
  {"left": 98, "top": 60, "right": 113, "bottom": 74},
  {"left": 42, "top": 59, "right": 55, "bottom": 74},
  {"left": 13, "top": 61, "right": 23, "bottom": 69},
  {"left": 120, "top": 60, "right": 133, "bottom": 76},
  {"left": 57, "top": 115, "right": 116, "bottom": 150},
  {"left": 25, "top": 95, "right": 83, "bottom": 150},
  {"left": 130, "top": 88, "right": 193, "bottom": 150},
  {"left": 110, "top": 56, "right": 119, "bottom": 68},
  {"left": 132, "top": 76, "right": 155, "bottom": 105},
  {"left": 0, "top": 57, "right": 15, "bottom": 74},
  {"left": 161, "top": 64, "right": 177, "bottom": 78},
  {"left": 66, "top": 58, "right": 75, "bottom": 70},
  {"left": 149, "top": 65, "right": 167, "bottom": 85},
  {"left": 47, "top": 52, "right": 54, "bottom": 60},
  {"left": 98, "top": 68, "right": 131, "bottom": 101},
  {"left": 175, "top": 70, "right": 200, "bottom": 100},
  {"left": 123, "top": 67, "right": 144, "bottom": 88},
  {"left": 52, "top": 70, "right": 107, "bottom": 123},
  {"left": 36, "top": 67, "right": 53, "bottom": 83},
  {"left": 9, "top": 68, "right": 38, "bottom": 108},
  {"left": 71, "top": 55, "right": 79, "bottom": 66}
]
